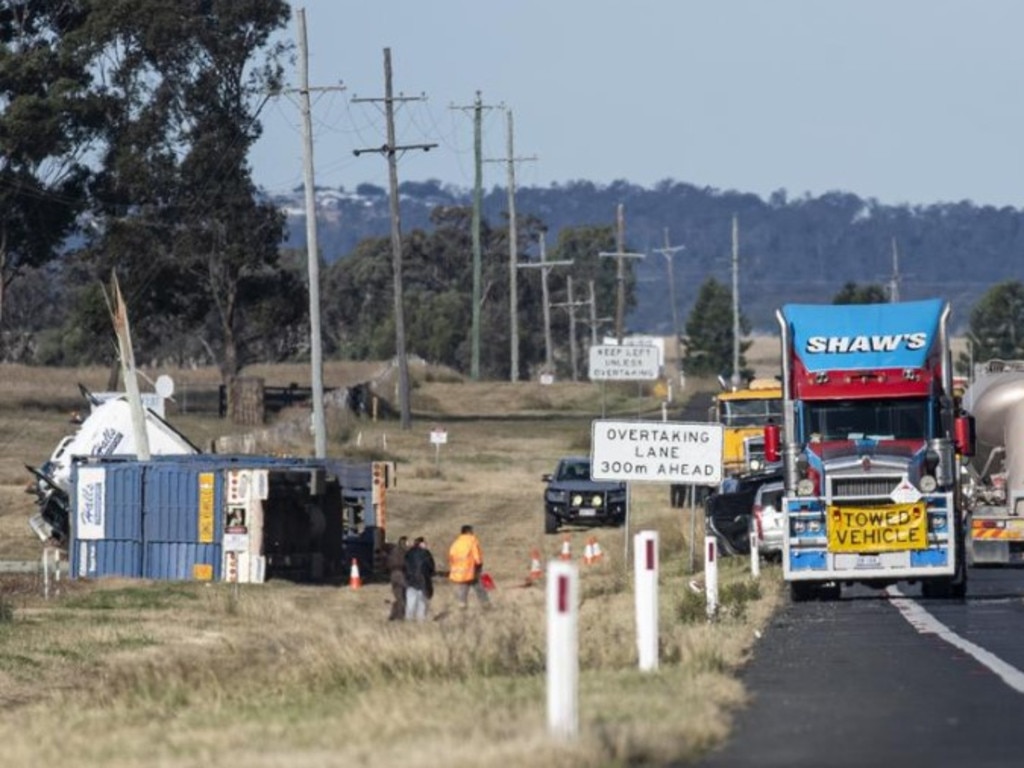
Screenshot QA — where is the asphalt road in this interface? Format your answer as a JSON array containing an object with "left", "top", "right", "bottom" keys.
[{"left": 694, "top": 567, "right": 1024, "bottom": 767}]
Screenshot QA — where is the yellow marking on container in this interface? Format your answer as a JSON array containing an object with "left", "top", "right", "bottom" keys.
[
  {"left": 198, "top": 472, "right": 215, "bottom": 543},
  {"left": 192, "top": 563, "right": 213, "bottom": 581}
]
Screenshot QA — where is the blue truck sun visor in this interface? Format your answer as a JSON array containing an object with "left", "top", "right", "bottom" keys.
[{"left": 782, "top": 299, "right": 945, "bottom": 373}]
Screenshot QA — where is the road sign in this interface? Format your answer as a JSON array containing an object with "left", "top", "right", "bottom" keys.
[
  {"left": 588, "top": 344, "right": 660, "bottom": 381},
  {"left": 590, "top": 420, "right": 723, "bottom": 484}
]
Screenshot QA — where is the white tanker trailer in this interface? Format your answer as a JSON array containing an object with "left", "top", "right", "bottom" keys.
[{"left": 961, "top": 360, "right": 1024, "bottom": 565}]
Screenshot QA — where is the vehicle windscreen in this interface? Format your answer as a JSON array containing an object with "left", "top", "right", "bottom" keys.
[
  {"left": 720, "top": 398, "right": 783, "bottom": 427},
  {"left": 801, "top": 398, "right": 930, "bottom": 441},
  {"left": 557, "top": 460, "right": 591, "bottom": 481}
]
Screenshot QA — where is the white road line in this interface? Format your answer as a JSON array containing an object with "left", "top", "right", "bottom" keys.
[{"left": 887, "top": 586, "right": 1024, "bottom": 695}]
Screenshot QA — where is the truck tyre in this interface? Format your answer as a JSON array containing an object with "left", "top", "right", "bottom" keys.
[
  {"left": 820, "top": 582, "right": 841, "bottom": 601},
  {"left": 789, "top": 582, "right": 815, "bottom": 603},
  {"left": 950, "top": 530, "right": 968, "bottom": 599},
  {"left": 545, "top": 510, "right": 559, "bottom": 535},
  {"left": 924, "top": 527, "right": 968, "bottom": 599}
]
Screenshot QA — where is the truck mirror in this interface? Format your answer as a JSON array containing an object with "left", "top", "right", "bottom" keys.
[
  {"left": 954, "top": 414, "right": 975, "bottom": 458},
  {"left": 764, "top": 422, "right": 781, "bottom": 463}
]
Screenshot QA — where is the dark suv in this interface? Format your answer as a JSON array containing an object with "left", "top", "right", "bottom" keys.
[
  {"left": 704, "top": 469, "right": 783, "bottom": 556},
  {"left": 543, "top": 456, "right": 627, "bottom": 534}
]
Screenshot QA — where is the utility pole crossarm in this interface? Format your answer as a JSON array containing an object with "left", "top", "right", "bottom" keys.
[
  {"left": 351, "top": 93, "right": 428, "bottom": 105},
  {"left": 517, "top": 260, "right": 574, "bottom": 270},
  {"left": 353, "top": 142, "right": 438, "bottom": 156}
]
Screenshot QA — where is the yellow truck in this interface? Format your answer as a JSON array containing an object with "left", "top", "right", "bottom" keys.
[{"left": 711, "top": 378, "right": 783, "bottom": 477}]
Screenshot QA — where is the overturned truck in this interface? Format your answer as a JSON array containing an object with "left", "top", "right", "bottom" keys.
[{"left": 27, "top": 390, "right": 391, "bottom": 584}]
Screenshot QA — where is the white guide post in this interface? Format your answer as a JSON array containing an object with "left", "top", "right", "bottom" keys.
[
  {"left": 634, "top": 530, "right": 659, "bottom": 671},
  {"left": 749, "top": 529, "right": 760, "bottom": 578},
  {"left": 546, "top": 560, "right": 579, "bottom": 740},
  {"left": 705, "top": 535, "right": 719, "bottom": 620}
]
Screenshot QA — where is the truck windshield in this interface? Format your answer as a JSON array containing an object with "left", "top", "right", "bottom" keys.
[
  {"left": 801, "top": 398, "right": 930, "bottom": 441},
  {"left": 720, "top": 398, "right": 783, "bottom": 428}
]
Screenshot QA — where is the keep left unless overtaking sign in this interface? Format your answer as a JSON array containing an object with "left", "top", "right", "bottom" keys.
[
  {"left": 588, "top": 344, "right": 660, "bottom": 381},
  {"left": 591, "top": 420, "right": 724, "bottom": 484}
]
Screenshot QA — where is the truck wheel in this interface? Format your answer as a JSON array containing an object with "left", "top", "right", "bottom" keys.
[
  {"left": 545, "top": 511, "right": 559, "bottom": 535},
  {"left": 790, "top": 582, "right": 815, "bottom": 603},
  {"left": 924, "top": 528, "right": 968, "bottom": 599},
  {"left": 921, "top": 579, "right": 947, "bottom": 599},
  {"left": 820, "top": 582, "right": 841, "bottom": 601}
]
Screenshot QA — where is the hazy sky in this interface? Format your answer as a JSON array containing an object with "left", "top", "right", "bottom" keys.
[{"left": 249, "top": 1, "right": 1024, "bottom": 208}]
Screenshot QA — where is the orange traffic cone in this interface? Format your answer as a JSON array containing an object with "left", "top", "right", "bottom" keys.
[
  {"left": 591, "top": 538, "right": 604, "bottom": 563},
  {"left": 529, "top": 549, "right": 543, "bottom": 581},
  {"left": 559, "top": 535, "right": 572, "bottom": 561},
  {"left": 348, "top": 558, "right": 362, "bottom": 589},
  {"left": 582, "top": 538, "right": 595, "bottom": 565}
]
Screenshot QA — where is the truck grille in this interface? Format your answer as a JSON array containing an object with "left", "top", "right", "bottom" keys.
[{"left": 829, "top": 475, "right": 902, "bottom": 499}]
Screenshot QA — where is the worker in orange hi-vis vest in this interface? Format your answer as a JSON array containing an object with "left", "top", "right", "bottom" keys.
[{"left": 448, "top": 524, "right": 491, "bottom": 610}]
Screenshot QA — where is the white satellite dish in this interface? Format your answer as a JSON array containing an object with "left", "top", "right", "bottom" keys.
[{"left": 155, "top": 374, "right": 175, "bottom": 399}]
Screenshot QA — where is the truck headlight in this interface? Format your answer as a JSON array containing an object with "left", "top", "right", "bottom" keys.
[
  {"left": 590, "top": 494, "right": 603, "bottom": 507},
  {"left": 571, "top": 493, "right": 584, "bottom": 506},
  {"left": 796, "top": 478, "right": 815, "bottom": 496},
  {"left": 919, "top": 475, "right": 937, "bottom": 493}
]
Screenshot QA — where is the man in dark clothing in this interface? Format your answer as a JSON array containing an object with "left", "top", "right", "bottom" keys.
[
  {"left": 404, "top": 537, "right": 436, "bottom": 621},
  {"left": 385, "top": 536, "right": 408, "bottom": 621}
]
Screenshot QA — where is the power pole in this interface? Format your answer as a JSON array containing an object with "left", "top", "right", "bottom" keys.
[
  {"left": 653, "top": 228, "right": 685, "bottom": 385},
  {"left": 352, "top": 48, "right": 436, "bottom": 430},
  {"left": 599, "top": 203, "right": 645, "bottom": 344},
  {"left": 552, "top": 276, "right": 587, "bottom": 382},
  {"left": 889, "top": 237, "right": 901, "bottom": 303},
  {"left": 451, "top": 92, "right": 502, "bottom": 380},
  {"left": 516, "top": 231, "right": 572, "bottom": 373},
  {"left": 731, "top": 214, "right": 741, "bottom": 390},
  {"left": 580, "top": 279, "right": 612, "bottom": 348},
  {"left": 294, "top": 7, "right": 344, "bottom": 458},
  {"left": 485, "top": 109, "right": 535, "bottom": 382}
]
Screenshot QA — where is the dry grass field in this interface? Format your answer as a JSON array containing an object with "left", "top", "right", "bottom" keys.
[{"left": 0, "top": 357, "right": 784, "bottom": 767}]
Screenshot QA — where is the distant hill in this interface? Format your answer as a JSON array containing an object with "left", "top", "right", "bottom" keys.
[{"left": 268, "top": 180, "right": 1024, "bottom": 334}]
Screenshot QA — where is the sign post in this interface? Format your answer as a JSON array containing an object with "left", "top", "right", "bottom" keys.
[
  {"left": 592, "top": 419, "right": 723, "bottom": 582},
  {"left": 429, "top": 426, "right": 448, "bottom": 466}
]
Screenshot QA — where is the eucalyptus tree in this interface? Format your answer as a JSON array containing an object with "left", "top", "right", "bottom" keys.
[
  {"left": 67, "top": 0, "right": 292, "bottom": 378},
  {"left": 683, "top": 276, "right": 752, "bottom": 381},
  {"left": 832, "top": 282, "right": 889, "bottom": 305},
  {"left": 0, "top": 3, "right": 97, "bottom": 342},
  {"left": 961, "top": 280, "right": 1024, "bottom": 371}
]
